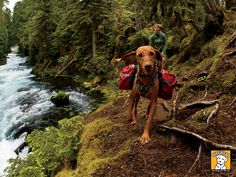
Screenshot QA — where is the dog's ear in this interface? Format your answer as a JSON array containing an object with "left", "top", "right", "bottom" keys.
[
  {"left": 155, "top": 49, "right": 163, "bottom": 70},
  {"left": 121, "top": 51, "right": 137, "bottom": 64}
]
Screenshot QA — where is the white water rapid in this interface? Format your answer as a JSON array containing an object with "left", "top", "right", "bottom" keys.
[{"left": 0, "top": 53, "right": 93, "bottom": 176}]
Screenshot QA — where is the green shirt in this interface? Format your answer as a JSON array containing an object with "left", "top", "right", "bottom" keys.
[{"left": 149, "top": 32, "right": 167, "bottom": 53}]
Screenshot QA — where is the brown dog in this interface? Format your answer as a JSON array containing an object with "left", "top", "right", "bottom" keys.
[{"left": 121, "top": 46, "right": 163, "bottom": 144}]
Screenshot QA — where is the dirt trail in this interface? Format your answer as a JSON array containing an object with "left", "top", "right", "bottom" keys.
[
  {"left": 81, "top": 12, "right": 236, "bottom": 177},
  {"left": 84, "top": 91, "right": 235, "bottom": 176}
]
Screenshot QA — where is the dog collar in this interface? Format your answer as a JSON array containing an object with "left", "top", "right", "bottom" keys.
[{"left": 136, "top": 72, "right": 158, "bottom": 95}]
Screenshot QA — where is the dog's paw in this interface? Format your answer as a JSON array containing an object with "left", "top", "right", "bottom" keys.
[
  {"left": 140, "top": 134, "right": 151, "bottom": 144},
  {"left": 128, "top": 118, "right": 137, "bottom": 125},
  {"left": 130, "top": 120, "right": 137, "bottom": 125}
]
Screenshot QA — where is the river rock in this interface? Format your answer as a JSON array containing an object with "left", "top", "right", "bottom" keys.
[
  {"left": 17, "top": 87, "right": 31, "bottom": 92},
  {"left": 50, "top": 91, "right": 69, "bottom": 106}
]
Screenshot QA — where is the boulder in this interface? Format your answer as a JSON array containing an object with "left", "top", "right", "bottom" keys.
[{"left": 50, "top": 91, "right": 69, "bottom": 106}]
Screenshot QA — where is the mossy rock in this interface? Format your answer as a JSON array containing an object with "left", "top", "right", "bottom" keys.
[{"left": 50, "top": 91, "right": 69, "bottom": 106}]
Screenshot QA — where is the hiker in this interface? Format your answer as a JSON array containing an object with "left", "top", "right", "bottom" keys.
[{"left": 149, "top": 23, "right": 167, "bottom": 66}]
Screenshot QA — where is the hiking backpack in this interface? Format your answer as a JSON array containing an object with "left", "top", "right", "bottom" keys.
[
  {"left": 159, "top": 69, "right": 177, "bottom": 100},
  {"left": 118, "top": 64, "right": 137, "bottom": 90},
  {"left": 118, "top": 66, "right": 177, "bottom": 100}
]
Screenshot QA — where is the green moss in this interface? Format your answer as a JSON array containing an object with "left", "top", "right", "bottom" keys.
[
  {"left": 162, "top": 118, "right": 176, "bottom": 127},
  {"left": 208, "top": 36, "right": 229, "bottom": 73},
  {"left": 183, "top": 105, "right": 218, "bottom": 131},
  {"left": 75, "top": 118, "right": 131, "bottom": 177},
  {"left": 99, "top": 85, "right": 119, "bottom": 102},
  {"left": 222, "top": 70, "right": 236, "bottom": 87},
  {"left": 55, "top": 169, "right": 74, "bottom": 177},
  {"left": 50, "top": 91, "right": 69, "bottom": 106}
]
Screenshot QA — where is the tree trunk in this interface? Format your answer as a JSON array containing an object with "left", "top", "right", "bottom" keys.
[
  {"left": 149, "top": 0, "right": 158, "bottom": 21},
  {"left": 92, "top": 23, "right": 97, "bottom": 58},
  {"left": 134, "top": 1, "right": 142, "bottom": 31}
]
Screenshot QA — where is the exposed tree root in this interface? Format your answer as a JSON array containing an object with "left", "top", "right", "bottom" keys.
[
  {"left": 184, "top": 143, "right": 202, "bottom": 177},
  {"left": 199, "top": 86, "right": 208, "bottom": 101},
  {"left": 229, "top": 97, "right": 236, "bottom": 106},
  {"left": 159, "top": 125, "right": 236, "bottom": 151},
  {"left": 179, "top": 99, "right": 220, "bottom": 110},
  {"left": 206, "top": 103, "right": 219, "bottom": 124},
  {"left": 161, "top": 101, "right": 171, "bottom": 112},
  {"left": 172, "top": 92, "right": 179, "bottom": 120},
  {"left": 185, "top": 102, "right": 219, "bottom": 176}
]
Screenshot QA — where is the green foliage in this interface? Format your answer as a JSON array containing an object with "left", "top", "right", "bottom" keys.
[
  {"left": 9, "top": 0, "right": 134, "bottom": 78},
  {"left": 85, "top": 54, "right": 109, "bottom": 77},
  {"left": 5, "top": 155, "right": 45, "bottom": 177},
  {"left": 127, "top": 28, "right": 151, "bottom": 50},
  {"left": 0, "top": 0, "right": 8, "bottom": 62},
  {"left": 5, "top": 116, "right": 83, "bottom": 176}
]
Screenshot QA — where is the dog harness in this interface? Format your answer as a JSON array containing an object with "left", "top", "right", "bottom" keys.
[{"left": 135, "top": 67, "right": 158, "bottom": 96}]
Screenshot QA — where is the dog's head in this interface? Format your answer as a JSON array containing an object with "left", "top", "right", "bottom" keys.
[
  {"left": 216, "top": 155, "right": 227, "bottom": 165},
  {"left": 121, "top": 46, "right": 162, "bottom": 75}
]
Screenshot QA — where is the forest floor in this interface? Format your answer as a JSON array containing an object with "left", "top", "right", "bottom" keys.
[
  {"left": 56, "top": 11, "right": 236, "bottom": 177},
  {"left": 84, "top": 87, "right": 236, "bottom": 177},
  {"left": 79, "top": 11, "right": 236, "bottom": 176}
]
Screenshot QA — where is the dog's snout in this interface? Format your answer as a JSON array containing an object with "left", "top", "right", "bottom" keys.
[{"left": 145, "top": 65, "right": 152, "bottom": 72}]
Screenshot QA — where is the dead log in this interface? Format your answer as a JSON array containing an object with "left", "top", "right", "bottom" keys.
[
  {"left": 42, "top": 60, "right": 52, "bottom": 79},
  {"left": 54, "top": 59, "right": 75, "bottom": 79},
  {"left": 158, "top": 125, "right": 236, "bottom": 151}
]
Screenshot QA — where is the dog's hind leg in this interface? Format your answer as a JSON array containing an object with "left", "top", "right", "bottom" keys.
[
  {"left": 132, "top": 95, "right": 140, "bottom": 124},
  {"left": 128, "top": 92, "right": 139, "bottom": 125}
]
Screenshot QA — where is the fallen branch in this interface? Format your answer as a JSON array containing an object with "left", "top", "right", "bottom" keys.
[
  {"left": 158, "top": 125, "right": 236, "bottom": 151},
  {"left": 44, "top": 60, "right": 52, "bottom": 71},
  {"left": 41, "top": 60, "right": 52, "bottom": 79},
  {"left": 54, "top": 59, "right": 75, "bottom": 79},
  {"left": 179, "top": 99, "right": 220, "bottom": 110}
]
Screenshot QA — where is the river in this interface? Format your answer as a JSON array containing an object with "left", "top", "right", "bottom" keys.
[{"left": 0, "top": 53, "right": 98, "bottom": 176}]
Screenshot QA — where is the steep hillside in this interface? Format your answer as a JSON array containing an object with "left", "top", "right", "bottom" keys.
[{"left": 56, "top": 11, "right": 236, "bottom": 177}]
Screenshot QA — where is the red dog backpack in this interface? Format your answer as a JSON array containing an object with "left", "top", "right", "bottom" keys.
[
  {"left": 159, "top": 70, "right": 177, "bottom": 100},
  {"left": 118, "top": 64, "right": 137, "bottom": 90}
]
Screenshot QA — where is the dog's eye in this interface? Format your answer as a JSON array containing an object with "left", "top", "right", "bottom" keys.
[
  {"left": 138, "top": 53, "right": 143, "bottom": 58},
  {"left": 150, "top": 52, "right": 155, "bottom": 56}
]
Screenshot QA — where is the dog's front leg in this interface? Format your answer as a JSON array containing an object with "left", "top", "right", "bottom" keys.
[{"left": 140, "top": 99, "right": 157, "bottom": 144}]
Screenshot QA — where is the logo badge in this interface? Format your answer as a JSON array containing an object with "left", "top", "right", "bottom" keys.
[{"left": 211, "top": 150, "right": 231, "bottom": 171}]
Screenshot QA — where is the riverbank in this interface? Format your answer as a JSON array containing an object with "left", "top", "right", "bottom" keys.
[{"left": 0, "top": 53, "right": 105, "bottom": 176}]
